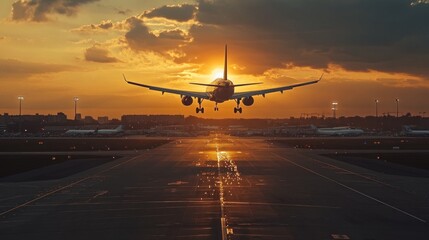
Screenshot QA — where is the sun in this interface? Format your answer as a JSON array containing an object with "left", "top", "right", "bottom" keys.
[{"left": 211, "top": 68, "right": 224, "bottom": 79}]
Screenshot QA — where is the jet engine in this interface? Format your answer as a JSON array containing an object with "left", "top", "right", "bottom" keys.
[
  {"left": 181, "top": 96, "right": 193, "bottom": 106},
  {"left": 242, "top": 96, "right": 254, "bottom": 106}
]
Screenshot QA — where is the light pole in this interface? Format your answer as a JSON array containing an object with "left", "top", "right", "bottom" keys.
[
  {"left": 74, "top": 97, "right": 79, "bottom": 120},
  {"left": 18, "top": 96, "right": 24, "bottom": 133},
  {"left": 331, "top": 102, "right": 338, "bottom": 118},
  {"left": 375, "top": 99, "right": 379, "bottom": 117},
  {"left": 18, "top": 96, "right": 24, "bottom": 116},
  {"left": 395, "top": 98, "right": 399, "bottom": 118}
]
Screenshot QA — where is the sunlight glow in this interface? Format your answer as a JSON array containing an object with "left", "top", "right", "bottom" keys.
[{"left": 211, "top": 68, "right": 224, "bottom": 79}]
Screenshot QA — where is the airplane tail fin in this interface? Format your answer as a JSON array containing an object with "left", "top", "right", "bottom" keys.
[{"left": 223, "top": 44, "right": 227, "bottom": 80}]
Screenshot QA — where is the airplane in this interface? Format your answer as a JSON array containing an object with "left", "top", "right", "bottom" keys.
[
  {"left": 310, "top": 125, "right": 364, "bottom": 136},
  {"left": 64, "top": 125, "right": 124, "bottom": 136},
  {"left": 123, "top": 45, "right": 321, "bottom": 114},
  {"left": 402, "top": 125, "right": 429, "bottom": 136}
]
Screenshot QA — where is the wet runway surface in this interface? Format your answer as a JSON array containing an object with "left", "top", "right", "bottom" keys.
[{"left": 1, "top": 135, "right": 429, "bottom": 239}]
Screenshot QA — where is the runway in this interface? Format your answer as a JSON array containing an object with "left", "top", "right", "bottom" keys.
[{"left": 1, "top": 135, "right": 428, "bottom": 239}]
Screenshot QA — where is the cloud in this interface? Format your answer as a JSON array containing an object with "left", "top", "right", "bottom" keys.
[
  {"left": 72, "top": 0, "right": 429, "bottom": 79},
  {"left": 124, "top": 17, "right": 188, "bottom": 53},
  {"left": 11, "top": 0, "right": 99, "bottom": 22},
  {"left": 177, "top": 0, "right": 429, "bottom": 78},
  {"left": 71, "top": 20, "right": 115, "bottom": 33},
  {"left": 158, "top": 29, "right": 188, "bottom": 40},
  {"left": 71, "top": 16, "right": 189, "bottom": 55},
  {"left": 0, "top": 59, "right": 75, "bottom": 78},
  {"left": 143, "top": 4, "right": 196, "bottom": 22},
  {"left": 96, "top": 20, "right": 113, "bottom": 29},
  {"left": 84, "top": 45, "right": 119, "bottom": 63}
]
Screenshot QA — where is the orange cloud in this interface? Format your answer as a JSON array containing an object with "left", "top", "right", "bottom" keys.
[
  {"left": 71, "top": 20, "right": 115, "bottom": 33},
  {"left": 84, "top": 45, "right": 119, "bottom": 63},
  {"left": 11, "top": 0, "right": 99, "bottom": 22},
  {"left": 143, "top": 4, "right": 196, "bottom": 22},
  {"left": 124, "top": 17, "right": 189, "bottom": 54}
]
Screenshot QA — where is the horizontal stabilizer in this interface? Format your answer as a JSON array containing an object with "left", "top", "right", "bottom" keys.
[
  {"left": 234, "top": 82, "right": 262, "bottom": 87},
  {"left": 189, "top": 82, "right": 262, "bottom": 87},
  {"left": 189, "top": 83, "right": 223, "bottom": 87}
]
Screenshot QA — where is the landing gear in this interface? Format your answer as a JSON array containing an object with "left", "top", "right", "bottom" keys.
[
  {"left": 196, "top": 98, "right": 204, "bottom": 113},
  {"left": 234, "top": 98, "right": 242, "bottom": 114},
  {"left": 214, "top": 103, "right": 219, "bottom": 111}
]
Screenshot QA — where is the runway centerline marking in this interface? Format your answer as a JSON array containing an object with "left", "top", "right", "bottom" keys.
[
  {"left": 216, "top": 144, "right": 228, "bottom": 240},
  {"left": 273, "top": 153, "right": 427, "bottom": 223}
]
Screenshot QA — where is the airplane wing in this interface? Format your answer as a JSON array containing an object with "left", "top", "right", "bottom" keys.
[
  {"left": 123, "top": 75, "right": 210, "bottom": 99},
  {"left": 231, "top": 75, "right": 322, "bottom": 99}
]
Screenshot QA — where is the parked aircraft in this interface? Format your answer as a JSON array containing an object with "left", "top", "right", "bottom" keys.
[
  {"left": 124, "top": 45, "right": 320, "bottom": 113},
  {"left": 311, "top": 125, "right": 364, "bottom": 136},
  {"left": 402, "top": 125, "right": 429, "bottom": 136},
  {"left": 64, "top": 125, "right": 124, "bottom": 136}
]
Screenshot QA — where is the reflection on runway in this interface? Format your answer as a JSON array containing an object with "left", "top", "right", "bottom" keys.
[{"left": 0, "top": 135, "right": 429, "bottom": 240}]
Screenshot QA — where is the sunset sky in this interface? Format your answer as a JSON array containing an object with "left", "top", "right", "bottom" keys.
[{"left": 1, "top": 0, "right": 428, "bottom": 119}]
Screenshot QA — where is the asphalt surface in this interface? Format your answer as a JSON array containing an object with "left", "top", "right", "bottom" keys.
[{"left": 1, "top": 135, "right": 428, "bottom": 239}]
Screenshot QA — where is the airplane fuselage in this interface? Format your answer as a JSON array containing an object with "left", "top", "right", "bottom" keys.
[
  {"left": 315, "top": 127, "right": 364, "bottom": 136},
  {"left": 206, "top": 78, "right": 235, "bottom": 103}
]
